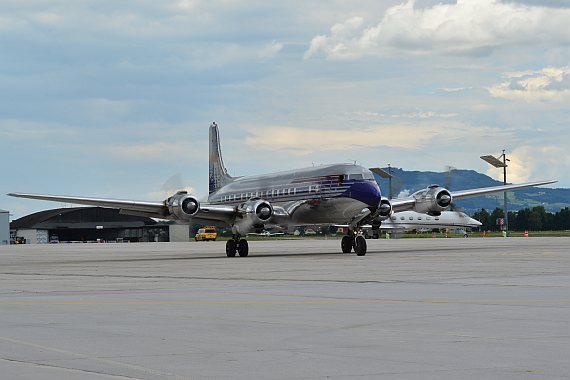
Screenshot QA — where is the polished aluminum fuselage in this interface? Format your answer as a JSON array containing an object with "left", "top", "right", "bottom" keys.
[{"left": 208, "top": 163, "right": 382, "bottom": 225}]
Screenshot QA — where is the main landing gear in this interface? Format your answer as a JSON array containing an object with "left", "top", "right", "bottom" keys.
[
  {"left": 226, "top": 235, "right": 249, "bottom": 257},
  {"left": 341, "top": 231, "right": 367, "bottom": 256}
]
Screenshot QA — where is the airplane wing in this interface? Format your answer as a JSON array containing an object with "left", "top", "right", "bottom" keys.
[
  {"left": 445, "top": 180, "right": 557, "bottom": 200},
  {"left": 7, "top": 192, "right": 237, "bottom": 222},
  {"left": 390, "top": 180, "right": 557, "bottom": 213}
]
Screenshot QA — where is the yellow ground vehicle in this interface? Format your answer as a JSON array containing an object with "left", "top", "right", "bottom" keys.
[{"left": 195, "top": 227, "right": 217, "bottom": 241}]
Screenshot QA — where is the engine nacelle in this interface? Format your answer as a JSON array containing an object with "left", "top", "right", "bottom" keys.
[
  {"left": 377, "top": 197, "right": 393, "bottom": 219},
  {"left": 233, "top": 199, "right": 274, "bottom": 235},
  {"left": 412, "top": 185, "right": 452, "bottom": 215},
  {"left": 166, "top": 191, "right": 200, "bottom": 221}
]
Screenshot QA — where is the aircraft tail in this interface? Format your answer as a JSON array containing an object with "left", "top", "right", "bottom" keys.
[{"left": 209, "top": 122, "right": 234, "bottom": 194}]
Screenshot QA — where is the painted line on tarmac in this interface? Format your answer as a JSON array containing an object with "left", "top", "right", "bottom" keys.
[
  {"left": 1, "top": 299, "right": 569, "bottom": 306},
  {"left": 0, "top": 336, "right": 188, "bottom": 379}
]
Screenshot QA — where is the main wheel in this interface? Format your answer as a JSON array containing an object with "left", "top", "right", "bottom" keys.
[
  {"left": 341, "top": 235, "right": 353, "bottom": 253},
  {"left": 226, "top": 240, "right": 237, "bottom": 257},
  {"left": 238, "top": 239, "right": 249, "bottom": 257},
  {"left": 354, "top": 235, "right": 367, "bottom": 256}
]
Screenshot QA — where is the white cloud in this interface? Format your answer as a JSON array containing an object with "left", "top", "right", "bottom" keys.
[
  {"left": 258, "top": 41, "right": 283, "bottom": 59},
  {"left": 439, "top": 87, "right": 473, "bottom": 93},
  {"left": 305, "top": 0, "right": 570, "bottom": 59},
  {"left": 344, "top": 110, "right": 457, "bottom": 121},
  {"left": 485, "top": 146, "right": 569, "bottom": 184},
  {"left": 105, "top": 140, "right": 204, "bottom": 162},
  {"left": 489, "top": 66, "right": 570, "bottom": 102},
  {"left": 244, "top": 122, "right": 509, "bottom": 155}
]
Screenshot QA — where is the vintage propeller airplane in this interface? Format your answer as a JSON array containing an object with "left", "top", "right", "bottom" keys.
[{"left": 9, "top": 123, "right": 556, "bottom": 256}]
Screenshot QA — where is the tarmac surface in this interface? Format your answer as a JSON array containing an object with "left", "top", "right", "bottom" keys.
[{"left": 0, "top": 237, "right": 569, "bottom": 379}]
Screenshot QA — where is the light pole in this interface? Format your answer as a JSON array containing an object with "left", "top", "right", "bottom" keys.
[
  {"left": 388, "top": 164, "right": 392, "bottom": 199},
  {"left": 480, "top": 151, "right": 511, "bottom": 235}
]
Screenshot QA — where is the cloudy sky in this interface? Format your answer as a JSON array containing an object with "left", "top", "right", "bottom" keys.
[{"left": 1, "top": 0, "right": 569, "bottom": 218}]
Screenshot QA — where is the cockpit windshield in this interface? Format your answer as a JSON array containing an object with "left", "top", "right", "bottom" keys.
[
  {"left": 346, "top": 171, "right": 375, "bottom": 181},
  {"left": 347, "top": 174, "right": 363, "bottom": 180}
]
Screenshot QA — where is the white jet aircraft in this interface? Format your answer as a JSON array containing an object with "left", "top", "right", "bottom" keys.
[
  {"left": 9, "top": 123, "right": 556, "bottom": 256},
  {"left": 363, "top": 210, "right": 481, "bottom": 237}
]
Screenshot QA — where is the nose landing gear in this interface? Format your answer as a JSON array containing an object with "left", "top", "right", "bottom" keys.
[
  {"left": 340, "top": 231, "right": 367, "bottom": 256},
  {"left": 226, "top": 235, "right": 249, "bottom": 257}
]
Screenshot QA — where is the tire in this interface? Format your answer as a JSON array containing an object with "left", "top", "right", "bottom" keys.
[
  {"left": 226, "top": 240, "right": 237, "bottom": 257},
  {"left": 354, "top": 235, "right": 367, "bottom": 256},
  {"left": 238, "top": 239, "right": 249, "bottom": 257},
  {"left": 341, "top": 235, "right": 353, "bottom": 253}
]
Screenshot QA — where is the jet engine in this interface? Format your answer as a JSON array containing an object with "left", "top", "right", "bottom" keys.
[
  {"left": 166, "top": 191, "right": 200, "bottom": 220},
  {"left": 412, "top": 185, "right": 452, "bottom": 216},
  {"left": 233, "top": 199, "right": 274, "bottom": 235}
]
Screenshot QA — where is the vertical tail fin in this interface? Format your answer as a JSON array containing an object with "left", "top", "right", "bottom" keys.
[{"left": 209, "top": 122, "right": 234, "bottom": 194}]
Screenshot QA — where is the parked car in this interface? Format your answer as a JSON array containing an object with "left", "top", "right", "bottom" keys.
[{"left": 195, "top": 227, "right": 217, "bottom": 241}]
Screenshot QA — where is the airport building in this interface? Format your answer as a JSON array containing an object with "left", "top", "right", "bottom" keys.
[
  {"left": 10, "top": 207, "right": 191, "bottom": 244},
  {"left": 0, "top": 209, "right": 9, "bottom": 245}
]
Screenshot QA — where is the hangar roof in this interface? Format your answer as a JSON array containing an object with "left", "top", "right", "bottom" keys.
[{"left": 10, "top": 207, "right": 158, "bottom": 229}]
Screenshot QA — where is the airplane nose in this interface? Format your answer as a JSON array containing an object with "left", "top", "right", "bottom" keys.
[{"left": 344, "top": 181, "right": 382, "bottom": 207}]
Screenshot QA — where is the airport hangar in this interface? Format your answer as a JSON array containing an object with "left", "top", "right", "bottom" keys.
[
  {"left": 9, "top": 207, "right": 192, "bottom": 244},
  {"left": 0, "top": 209, "right": 9, "bottom": 245}
]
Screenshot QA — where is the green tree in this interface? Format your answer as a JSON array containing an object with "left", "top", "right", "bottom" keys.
[
  {"left": 472, "top": 208, "right": 492, "bottom": 230},
  {"left": 528, "top": 206, "right": 546, "bottom": 231},
  {"left": 490, "top": 208, "right": 505, "bottom": 231}
]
